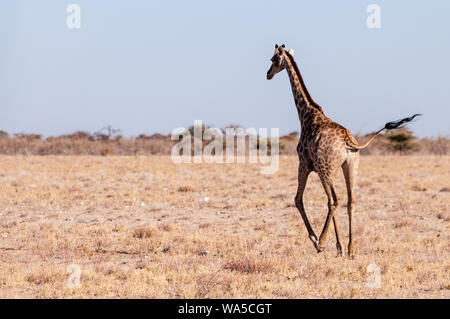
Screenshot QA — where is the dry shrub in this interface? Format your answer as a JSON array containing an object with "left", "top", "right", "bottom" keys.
[
  {"left": 436, "top": 212, "right": 450, "bottom": 222},
  {"left": 195, "top": 272, "right": 231, "bottom": 298},
  {"left": 421, "top": 136, "right": 449, "bottom": 155},
  {"left": 26, "top": 270, "right": 60, "bottom": 285},
  {"left": 114, "top": 270, "right": 128, "bottom": 281},
  {"left": 393, "top": 219, "right": 409, "bottom": 229},
  {"left": 178, "top": 186, "right": 194, "bottom": 192},
  {"left": 99, "top": 147, "right": 113, "bottom": 156},
  {"left": 132, "top": 226, "right": 158, "bottom": 239},
  {"left": 411, "top": 185, "right": 427, "bottom": 192},
  {"left": 223, "top": 255, "right": 273, "bottom": 274},
  {"left": 0, "top": 135, "right": 175, "bottom": 155},
  {"left": 270, "top": 194, "right": 287, "bottom": 199},
  {"left": 158, "top": 223, "right": 175, "bottom": 232},
  {"left": 439, "top": 187, "right": 450, "bottom": 192}
]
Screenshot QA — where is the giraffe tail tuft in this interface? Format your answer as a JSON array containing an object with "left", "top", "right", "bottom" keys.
[
  {"left": 346, "top": 114, "right": 422, "bottom": 151},
  {"left": 383, "top": 113, "right": 422, "bottom": 130}
]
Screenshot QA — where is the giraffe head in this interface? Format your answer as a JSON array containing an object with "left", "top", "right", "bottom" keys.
[{"left": 266, "top": 44, "right": 294, "bottom": 80}]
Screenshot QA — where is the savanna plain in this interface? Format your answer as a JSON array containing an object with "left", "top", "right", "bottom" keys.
[{"left": 0, "top": 155, "right": 448, "bottom": 298}]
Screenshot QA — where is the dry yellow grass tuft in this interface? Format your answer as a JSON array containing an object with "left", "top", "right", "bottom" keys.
[
  {"left": 132, "top": 226, "right": 158, "bottom": 239},
  {"left": 177, "top": 186, "right": 195, "bottom": 193},
  {"left": 0, "top": 155, "right": 448, "bottom": 298},
  {"left": 223, "top": 255, "right": 274, "bottom": 274}
]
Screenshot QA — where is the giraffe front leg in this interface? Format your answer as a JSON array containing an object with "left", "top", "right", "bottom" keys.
[
  {"left": 317, "top": 204, "right": 336, "bottom": 252},
  {"left": 296, "top": 197, "right": 320, "bottom": 250},
  {"left": 295, "top": 163, "right": 321, "bottom": 251}
]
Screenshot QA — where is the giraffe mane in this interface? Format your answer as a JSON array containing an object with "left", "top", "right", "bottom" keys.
[{"left": 284, "top": 50, "right": 323, "bottom": 113}]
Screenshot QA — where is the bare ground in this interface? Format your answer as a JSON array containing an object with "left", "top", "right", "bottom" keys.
[{"left": 0, "top": 155, "right": 448, "bottom": 298}]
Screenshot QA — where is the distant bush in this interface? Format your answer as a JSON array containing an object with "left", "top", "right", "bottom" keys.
[
  {"left": 420, "top": 136, "right": 449, "bottom": 156},
  {"left": 0, "top": 127, "right": 447, "bottom": 156},
  {"left": 136, "top": 134, "right": 152, "bottom": 140},
  {"left": 59, "top": 131, "right": 92, "bottom": 140},
  {"left": 136, "top": 133, "right": 168, "bottom": 140},
  {"left": 14, "top": 133, "right": 42, "bottom": 140}
]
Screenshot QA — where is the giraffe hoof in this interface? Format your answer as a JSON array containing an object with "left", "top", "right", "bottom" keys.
[
  {"left": 316, "top": 244, "right": 325, "bottom": 253},
  {"left": 348, "top": 245, "right": 354, "bottom": 259},
  {"left": 336, "top": 245, "right": 343, "bottom": 257},
  {"left": 311, "top": 239, "right": 323, "bottom": 253}
]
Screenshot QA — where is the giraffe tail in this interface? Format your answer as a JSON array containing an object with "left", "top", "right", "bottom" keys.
[{"left": 345, "top": 114, "right": 422, "bottom": 150}]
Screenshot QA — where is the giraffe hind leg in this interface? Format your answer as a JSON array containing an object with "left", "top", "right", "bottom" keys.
[
  {"left": 342, "top": 153, "right": 359, "bottom": 258},
  {"left": 332, "top": 214, "right": 343, "bottom": 256},
  {"left": 330, "top": 185, "right": 343, "bottom": 256},
  {"left": 317, "top": 177, "right": 339, "bottom": 253}
]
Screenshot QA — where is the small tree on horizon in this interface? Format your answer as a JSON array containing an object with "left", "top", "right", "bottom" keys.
[
  {"left": 384, "top": 129, "right": 419, "bottom": 155},
  {"left": 93, "top": 125, "right": 122, "bottom": 141}
]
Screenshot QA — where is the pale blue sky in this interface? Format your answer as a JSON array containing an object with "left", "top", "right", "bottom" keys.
[{"left": 1, "top": 0, "right": 449, "bottom": 137}]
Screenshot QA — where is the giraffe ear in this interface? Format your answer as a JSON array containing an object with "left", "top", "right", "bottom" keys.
[
  {"left": 288, "top": 49, "right": 294, "bottom": 56},
  {"left": 275, "top": 44, "right": 278, "bottom": 49}
]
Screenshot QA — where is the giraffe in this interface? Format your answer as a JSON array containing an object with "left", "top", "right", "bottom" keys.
[{"left": 266, "top": 44, "right": 420, "bottom": 257}]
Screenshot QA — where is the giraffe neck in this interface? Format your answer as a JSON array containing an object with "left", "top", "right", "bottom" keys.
[{"left": 283, "top": 51, "right": 323, "bottom": 129}]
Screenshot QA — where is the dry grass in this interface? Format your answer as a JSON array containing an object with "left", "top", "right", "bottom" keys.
[{"left": 0, "top": 155, "right": 448, "bottom": 298}]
